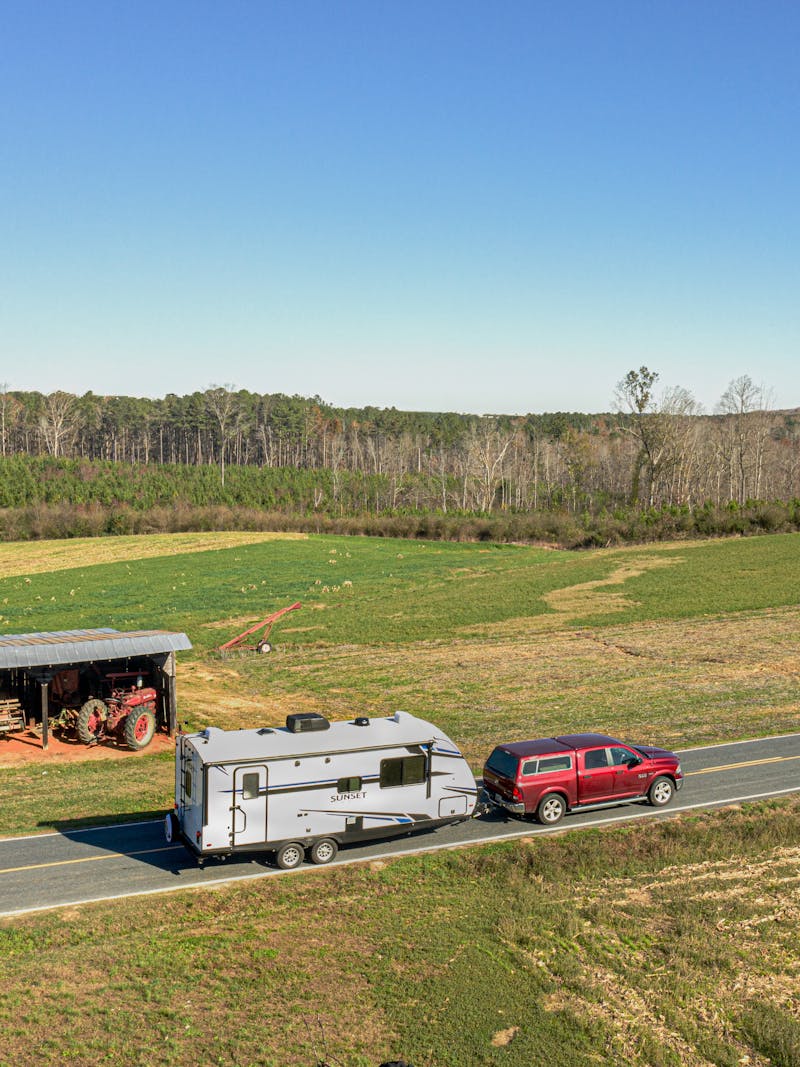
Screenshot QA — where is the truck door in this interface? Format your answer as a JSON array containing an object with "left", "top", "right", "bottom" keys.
[
  {"left": 231, "top": 765, "right": 268, "bottom": 847},
  {"left": 579, "top": 747, "right": 617, "bottom": 802},
  {"left": 608, "top": 745, "right": 649, "bottom": 797}
]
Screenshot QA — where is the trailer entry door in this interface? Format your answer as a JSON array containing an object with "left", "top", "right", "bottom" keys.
[{"left": 231, "top": 765, "right": 268, "bottom": 846}]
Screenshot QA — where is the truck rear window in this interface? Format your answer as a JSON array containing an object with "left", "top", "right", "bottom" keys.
[{"left": 485, "top": 748, "right": 520, "bottom": 780}]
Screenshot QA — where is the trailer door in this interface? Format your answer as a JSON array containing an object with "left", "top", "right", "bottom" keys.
[{"left": 231, "top": 765, "right": 268, "bottom": 847}]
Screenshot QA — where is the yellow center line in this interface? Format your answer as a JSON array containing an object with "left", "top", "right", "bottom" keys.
[
  {"left": 0, "top": 845, "right": 184, "bottom": 875},
  {"left": 686, "top": 755, "right": 800, "bottom": 776}
]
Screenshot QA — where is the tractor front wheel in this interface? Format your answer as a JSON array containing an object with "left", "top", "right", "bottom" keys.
[
  {"left": 124, "top": 709, "right": 156, "bottom": 751},
  {"left": 76, "top": 699, "right": 107, "bottom": 745}
]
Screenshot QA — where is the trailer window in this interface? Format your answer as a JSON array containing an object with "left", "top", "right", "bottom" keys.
[
  {"left": 242, "top": 772, "right": 260, "bottom": 800},
  {"left": 183, "top": 767, "right": 192, "bottom": 799},
  {"left": 380, "top": 754, "right": 426, "bottom": 788},
  {"left": 337, "top": 776, "right": 362, "bottom": 793}
]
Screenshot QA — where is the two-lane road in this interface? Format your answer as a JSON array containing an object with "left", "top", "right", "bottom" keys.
[{"left": 2, "top": 733, "right": 799, "bottom": 918}]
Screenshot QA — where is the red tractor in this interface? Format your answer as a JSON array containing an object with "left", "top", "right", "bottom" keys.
[{"left": 68, "top": 672, "right": 159, "bottom": 750}]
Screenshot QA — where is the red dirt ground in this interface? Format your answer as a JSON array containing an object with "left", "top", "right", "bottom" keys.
[{"left": 0, "top": 728, "right": 175, "bottom": 765}]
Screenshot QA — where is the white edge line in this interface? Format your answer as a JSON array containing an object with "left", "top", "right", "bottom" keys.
[
  {"left": 0, "top": 818, "right": 164, "bottom": 845},
  {"left": 2, "top": 786, "right": 798, "bottom": 920},
  {"left": 678, "top": 731, "right": 800, "bottom": 753}
]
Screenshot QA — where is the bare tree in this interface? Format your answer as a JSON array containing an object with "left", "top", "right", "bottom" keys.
[
  {"left": 0, "top": 383, "right": 16, "bottom": 457},
  {"left": 614, "top": 367, "right": 667, "bottom": 505},
  {"left": 716, "top": 375, "right": 774, "bottom": 503},
  {"left": 463, "top": 419, "right": 516, "bottom": 512},
  {"left": 615, "top": 369, "right": 703, "bottom": 507},
  {"left": 39, "top": 391, "right": 79, "bottom": 458},
  {"left": 206, "top": 384, "right": 237, "bottom": 487}
]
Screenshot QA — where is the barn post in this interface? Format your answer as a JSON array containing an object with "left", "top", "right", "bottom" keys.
[
  {"left": 166, "top": 651, "right": 177, "bottom": 735},
  {"left": 40, "top": 679, "right": 49, "bottom": 750}
]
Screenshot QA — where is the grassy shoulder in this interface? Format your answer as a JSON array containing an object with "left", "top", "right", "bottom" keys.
[{"left": 1, "top": 799, "right": 798, "bottom": 1067}]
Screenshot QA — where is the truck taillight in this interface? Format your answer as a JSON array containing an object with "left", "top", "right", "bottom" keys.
[{"left": 512, "top": 785, "right": 523, "bottom": 803}]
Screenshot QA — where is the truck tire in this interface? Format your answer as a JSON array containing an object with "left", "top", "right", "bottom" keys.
[
  {"left": 275, "top": 842, "right": 305, "bottom": 870},
  {"left": 124, "top": 709, "right": 156, "bottom": 750},
  {"left": 309, "top": 838, "right": 338, "bottom": 865},
  {"left": 648, "top": 776, "right": 674, "bottom": 807},
  {"left": 536, "top": 793, "right": 566, "bottom": 825},
  {"left": 76, "top": 699, "right": 107, "bottom": 744}
]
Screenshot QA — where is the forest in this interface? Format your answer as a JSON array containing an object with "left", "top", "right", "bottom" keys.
[{"left": 1, "top": 369, "right": 798, "bottom": 546}]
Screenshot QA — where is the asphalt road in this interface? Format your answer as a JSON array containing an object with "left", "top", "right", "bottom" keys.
[{"left": 2, "top": 732, "right": 799, "bottom": 918}]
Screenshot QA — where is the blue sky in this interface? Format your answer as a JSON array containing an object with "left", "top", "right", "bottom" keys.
[{"left": 2, "top": 1, "right": 798, "bottom": 414}]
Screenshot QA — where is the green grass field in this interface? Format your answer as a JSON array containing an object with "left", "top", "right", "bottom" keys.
[{"left": 1, "top": 531, "right": 799, "bottom": 1065}]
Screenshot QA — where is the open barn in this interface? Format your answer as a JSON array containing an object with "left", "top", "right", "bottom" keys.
[{"left": 0, "top": 629, "right": 192, "bottom": 750}]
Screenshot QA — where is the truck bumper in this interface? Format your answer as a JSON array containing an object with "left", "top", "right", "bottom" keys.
[{"left": 482, "top": 788, "right": 526, "bottom": 816}]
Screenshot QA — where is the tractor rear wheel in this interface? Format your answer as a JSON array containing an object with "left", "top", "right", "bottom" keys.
[
  {"left": 76, "top": 699, "right": 107, "bottom": 745},
  {"left": 124, "top": 708, "right": 156, "bottom": 750}
]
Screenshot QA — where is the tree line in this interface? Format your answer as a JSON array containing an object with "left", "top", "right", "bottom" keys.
[{"left": 0, "top": 371, "right": 798, "bottom": 544}]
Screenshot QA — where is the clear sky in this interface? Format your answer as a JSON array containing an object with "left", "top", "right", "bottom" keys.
[{"left": 2, "top": 1, "right": 798, "bottom": 414}]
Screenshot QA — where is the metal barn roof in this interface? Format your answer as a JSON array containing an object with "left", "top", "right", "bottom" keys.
[{"left": 0, "top": 629, "right": 192, "bottom": 670}]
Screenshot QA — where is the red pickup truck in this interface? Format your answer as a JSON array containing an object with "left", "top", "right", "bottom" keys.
[{"left": 482, "top": 732, "right": 683, "bottom": 825}]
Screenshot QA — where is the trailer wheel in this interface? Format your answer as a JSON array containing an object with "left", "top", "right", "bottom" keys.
[
  {"left": 275, "top": 842, "right": 305, "bottom": 870},
  {"left": 536, "top": 793, "right": 566, "bottom": 825},
  {"left": 309, "top": 838, "right": 338, "bottom": 865},
  {"left": 257, "top": 641, "right": 273, "bottom": 654},
  {"left": 124, "top": 709, "right": 156, "bottom": 750},
  {"left": 76, "top": 699, "right": 106, "bottom": 745},
  {"left": 164, "top": 812, "right": 179, "bottom": 843},
  {"left": 648, "top": 776, "right": 674, "bottom": 807}
]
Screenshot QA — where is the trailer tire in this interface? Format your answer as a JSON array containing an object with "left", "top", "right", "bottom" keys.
[
  {"left": 309, "top": 838, "right": 338, "bottom": 865},
  {"left": 648, "top": 776, "right": 674, "bottom": 807},
  {"left": 536, "top": 793, "right": 566, "bottom": 825},
  {"left": 76, "top": 699, "right": 107, "bottom": 744},
  {"left": 124, "top": 709, "right": 156, "bottom": 751},
  {"left": 257, "top": 641, "right": 273, "bottom": 654},
  {"left": 164, "top": 811, "right": 179, "bottom": 843},
  {"left": 275, "top": 842, "right": 305, "bottom": 870}
]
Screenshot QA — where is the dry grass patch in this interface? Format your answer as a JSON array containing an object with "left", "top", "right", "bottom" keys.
[
  {"left": 543, "top": 555, "right": 683, "bottom": 617},
  {"left": 0, "top": 530, "right": 307, "bottom": 578}
]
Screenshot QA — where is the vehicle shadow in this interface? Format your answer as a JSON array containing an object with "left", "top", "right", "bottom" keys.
[{"left": 33, "top": 803, "right": 513, "bottom": 879}]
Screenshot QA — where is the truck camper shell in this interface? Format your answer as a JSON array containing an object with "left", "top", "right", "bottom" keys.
[{"left": 168, "top": 711, "right": 477, "bottom": 868}]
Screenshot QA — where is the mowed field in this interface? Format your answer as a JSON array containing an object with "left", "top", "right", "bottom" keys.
[{"left": 1, "top": 531, "right": 799, "bottom": 1066}]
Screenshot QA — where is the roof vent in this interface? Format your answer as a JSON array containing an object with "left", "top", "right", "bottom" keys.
[{"left": 354, "top": 716, "right": 370, "bottom": 727}]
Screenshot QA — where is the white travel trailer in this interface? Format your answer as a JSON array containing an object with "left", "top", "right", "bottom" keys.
[{"left": 166, "top": 711, "right": 478, "bottom": 868}]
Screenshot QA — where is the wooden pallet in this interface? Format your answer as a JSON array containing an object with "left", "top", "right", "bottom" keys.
[{"left": 0, "top": 697, "right": 25, "bottom": 735}]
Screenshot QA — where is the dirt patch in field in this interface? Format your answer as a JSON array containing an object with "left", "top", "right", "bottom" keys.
[
  {"left": 0, "top": 531, "right": 307, "bottom": 579},
  {"left": 0, "top": 727, "right": 174, "bottom": 766},
  {"left": 544, "top": 555, "right": 683, "bottom": 617}
]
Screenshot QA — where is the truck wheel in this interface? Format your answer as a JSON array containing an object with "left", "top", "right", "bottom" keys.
[
  {"left": 648, "top": 776, "right": 674, "bottom": 807},
  {"left": 164, "top": 811, "right": 179, "bottom": 843},
  {"left": 537, "top": 794, "right": 566, "bottom": 825},
  {"left": 76, "top": 699, "right": 106, "bottom": 744},
  {"left": 124, "top": 709, "right": 156, "bottom": 750},
  {"left": 309, "top": 838, "right": 338, "bottom": 865},
  {"left": 275, "top": 842, "right": 305, "bottom": 870}
]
